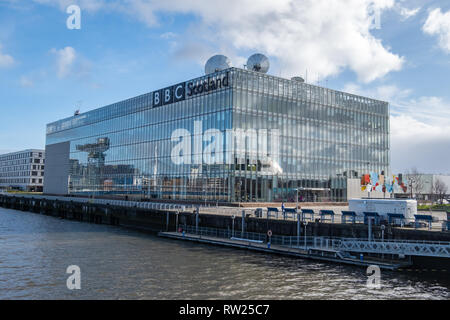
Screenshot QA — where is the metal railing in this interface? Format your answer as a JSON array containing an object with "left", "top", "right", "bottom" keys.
[
  {"left": 333, "top": 239, "right": 450, "bottom": 258},
  {"left": 178, "top": 225, "right": 450, "bottom": 258},
  {"left": 181, "top": 225, "right": 320, "bottom": 248},
  {"left": 1, "top": 193, "right": 191, "bottom": 211}
]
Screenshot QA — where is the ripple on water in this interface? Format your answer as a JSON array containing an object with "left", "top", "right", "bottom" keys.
[{"left": 0, "top": 208, "right": 449, "bottom": 300}]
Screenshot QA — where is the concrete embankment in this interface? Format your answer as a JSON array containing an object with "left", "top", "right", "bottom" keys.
[{"left": 1, "top": 194, "right": 449, "bottom": 242}]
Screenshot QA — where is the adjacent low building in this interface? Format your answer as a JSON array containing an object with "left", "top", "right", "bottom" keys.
[
  {"left": 397, "top": 174, "right": 450, "bottom": 202},
  {"left": 44, "top": 55, "right": 390, "bottom": 202},
  {"left": 0, "top": 149, "right": 45, "bottom": 192}
]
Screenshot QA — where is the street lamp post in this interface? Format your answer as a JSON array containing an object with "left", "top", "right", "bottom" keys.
[
  {"left": 195, "top": 208, "right": 199, "bottom": 235},
  {"left": 408, "top": 178, "right": 415, "bottom": 199},
  {"left": 203, "top": 178, "right": 207, "bottom": 207},
  {"left": 238, "top": 180, "right": 242, "bottom": 208},
  {"left": 231, "top": 215, "right": 235, "bottom": 238},
  {"left": 381, "top": 224, "right": 385, "bottom": 259},
  {"left": 304, "top": 221, "right": 308, "bottom": 250},
  {"left": 241, "top": 210, "right": 245, "bottom": 238}
]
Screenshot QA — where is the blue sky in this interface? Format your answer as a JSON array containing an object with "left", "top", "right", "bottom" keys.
[{"left": 0, "top": 0, "right": 449, "bottom": 174}]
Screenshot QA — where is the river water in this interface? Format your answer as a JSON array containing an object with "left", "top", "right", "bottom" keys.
[{"left": 0, "top": 207, "right": 448, "bottom": 300}]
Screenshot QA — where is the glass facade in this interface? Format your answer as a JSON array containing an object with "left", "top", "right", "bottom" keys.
[{"left": 46, "top": 68, "right": 389, "bottom": 202}]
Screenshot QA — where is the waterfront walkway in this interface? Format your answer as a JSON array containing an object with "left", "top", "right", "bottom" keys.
[
  {"left": 158, "top": 230, "right": 413, "bottom": 270},
  {"left": 158, "top": 221, "right": 450, "bottom": 268}
]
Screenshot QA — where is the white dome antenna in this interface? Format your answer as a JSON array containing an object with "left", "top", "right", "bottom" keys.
[
  {"left": 205, "top": 55, "right": 232, "bottom": 74},
  {"left": 247, "top": 53, "right": 270, "bottom": 74}
]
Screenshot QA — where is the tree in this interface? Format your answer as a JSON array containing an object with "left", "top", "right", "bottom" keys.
[
  {"left": 432, "top": 177, "right": 448, "bottom": 204},
  {"left": 405, "top": 167, "right": 425, "bottom": 199}
]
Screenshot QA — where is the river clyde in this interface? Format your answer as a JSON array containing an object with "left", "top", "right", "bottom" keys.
[{"left": 0, "top": 207, "right": 448, "bottom": 300}]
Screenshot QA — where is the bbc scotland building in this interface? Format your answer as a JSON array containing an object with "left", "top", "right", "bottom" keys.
[{"left": 44, "top": 55, "right": 390, "bottom": 203}]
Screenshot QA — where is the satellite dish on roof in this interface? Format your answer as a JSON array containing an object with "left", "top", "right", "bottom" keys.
[
  {"left": 205, "top": 55, "right": 232, "bottom": 74},
  {"left": 247, "top": 53, "right": 270, "bottom": 73},
  {"left": 291, "top": 76, "right": 305, "bottom": 83}
]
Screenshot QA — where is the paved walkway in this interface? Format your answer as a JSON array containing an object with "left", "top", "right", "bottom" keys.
[{"left": 196, "top": 205, "right": 448, "bottom": 231}]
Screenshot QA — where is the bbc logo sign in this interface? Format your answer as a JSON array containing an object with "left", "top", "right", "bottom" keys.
[{"left": 153, "top": 83, "right": 185, "bottom": 108}]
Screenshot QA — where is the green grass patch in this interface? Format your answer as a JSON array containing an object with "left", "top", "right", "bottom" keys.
[
  {"left": 6, "top": 191, "right": 43, "bottom": 195},
  {"left": 418, "top": 204, "right": 450, "bottom": 211}
]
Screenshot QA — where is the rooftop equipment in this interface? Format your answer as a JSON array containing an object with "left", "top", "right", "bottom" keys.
[
  {"left": 205, "top": 55, "right": 232, "bottom": 74},
  {"left": 291, "top": 76, "right": 305, "bottom": 83},
  {"left": 247, "top": 53, "right": 270, "bottom": 74}
]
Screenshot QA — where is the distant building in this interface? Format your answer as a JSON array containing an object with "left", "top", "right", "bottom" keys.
[
  {"left": 397, "top": 174, "right": 450, "bottom": 201},
  {"left": 0, "top": 149, "right": 45, "bottom": 192}
]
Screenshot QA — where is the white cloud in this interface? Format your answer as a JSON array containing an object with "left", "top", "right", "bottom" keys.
[
  {"left": 50, "top": 46, "right": 76, "bottom": 78},
  {"left": 423, "top": 8, "right": 450, "bottom": 53},
  {"left": 161, "top": 0, "right": 404, "bottom": 83},
  {"left": 393, "top": 96, "right": 450, "bottom": 128},
  {"left": 160, "top": 32, "right": 177, "bottom": 40},
  {"left": 342, "top": 83, "right": 450, "bottom": 127},
  {"left": 34, "top": 0, "right": 404, "bottom": 83},
  {"left": 390, "top": 114, "right": 450, "bottom": 143},
  {"left": 0, "top": 44, "right": 15, "bottom": 68},
  {"left": 399, "top": 7, "right": 420, "bottom": 19},
  {"left": 172, "top": 42, "right": 214, "bottom": 65},
  {"left": 397, "top": 4, "right": 420, "bottom": 20},
  {"left": 390, "top": 114, "right": 450, "bottom": 174},
  {"left": 343, "top": 83, "right": 411, "bottom": 102},
  {"left": 20, "top": 76, "right": 34, "bottom": 87}
]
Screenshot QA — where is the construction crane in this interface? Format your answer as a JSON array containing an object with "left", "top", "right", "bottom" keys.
[
  {"left": 76, "top": 137, "right": 110, "bottom": 165},
  {"left": 76, "top": 137, "right": 110, "bottom": 192}
]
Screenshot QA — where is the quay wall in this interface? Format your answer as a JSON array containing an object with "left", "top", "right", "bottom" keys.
[{"left": 1, "top": 194, "right": 449, "bottom": 242}]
